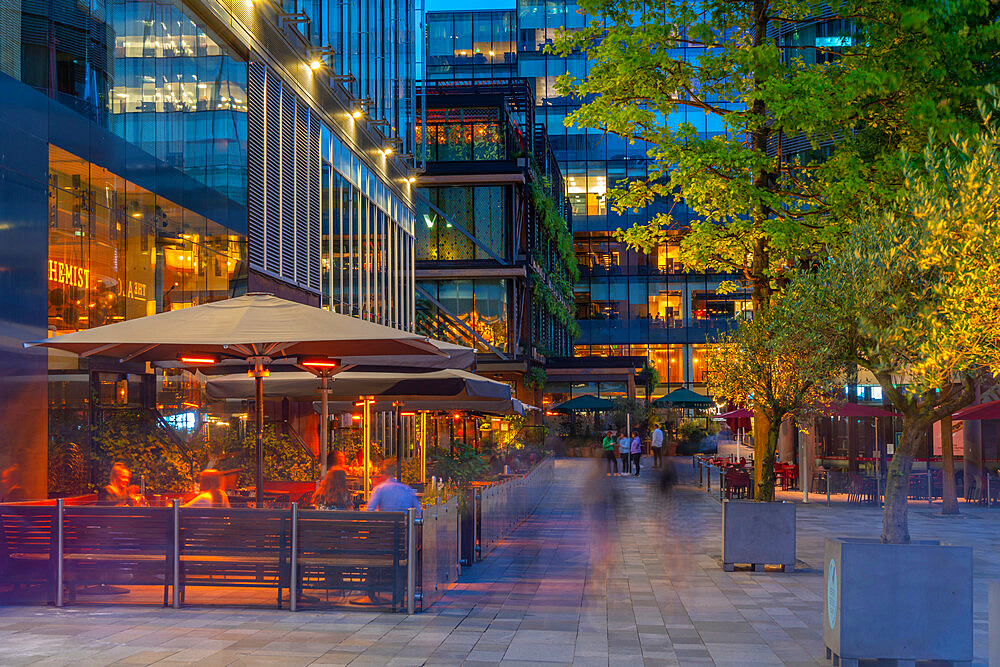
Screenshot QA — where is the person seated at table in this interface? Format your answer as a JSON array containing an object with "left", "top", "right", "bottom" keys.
[
  {"left": 365, "top": 467, "right": 421, "bottom": 518},
  {"left": 183, "top": 469, "right": 230, "bottom": 508},
  {"left": 0, "top": 464, "right": 26, "bottom": 502},
  {"left": 313, "top": 468, "right": 350, "bottom": 510},
  {"left": 98, "top": 462, "right": 132, "bottom": 506}
]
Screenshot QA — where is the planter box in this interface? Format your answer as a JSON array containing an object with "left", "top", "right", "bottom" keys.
[
  {"left": 823, "top": 538, "right": 972, "bottom": 666},
  {"left": 722, "top": 500, "right": 795, "bottom": 572}
]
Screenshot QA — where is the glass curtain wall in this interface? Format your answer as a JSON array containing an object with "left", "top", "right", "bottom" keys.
[
  {"left": 426, "top": 10, "right": 517, "bottom": 80},
  {"left": 320, "top": 127, "right": 415, "bottom": 330},
  {"left": 10, "top": 0, "right": 248, "bottom": 207},
  {"left": 290, "top": 0, "right": 417, "bottom": 157}
]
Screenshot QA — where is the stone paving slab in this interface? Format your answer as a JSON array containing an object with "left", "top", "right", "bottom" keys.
[{"left": 0, "top": 457, "right": 997, "bottom": 665}]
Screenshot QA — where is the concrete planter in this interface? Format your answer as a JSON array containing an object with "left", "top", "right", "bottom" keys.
[
  {"left": 823, "top": 538, "right": 972, "bottom": 666},
  {"left": 721, "top": 500, "right": 795, "bottom": 572}
]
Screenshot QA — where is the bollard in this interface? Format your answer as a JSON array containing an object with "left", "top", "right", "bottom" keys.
[
  {"left": 826, "top": 472, "right": 831, "bottom": 505},
  {"left": 707, "top": 466, "right": 711, "bottom": 492},
  {"left": 172, "top": 499, "right": 180, "bottom": 608},
  {"left": 55, "top": 499, "right": 63, "bottom": 607},
  {"left": 290, "top": 502, "right": 298, "bottom": 612},
  {"left": 988, "top": 474, "right": 992, "bottom": 508},
  {"left": 406, "top": 507, "right": 417, "bottom": 614},
  {"left": 927, "top": 465, "right": 932, "bottom": 506},
  {"left": 699, "top": 460, "right": 703, "bottom": 486}
]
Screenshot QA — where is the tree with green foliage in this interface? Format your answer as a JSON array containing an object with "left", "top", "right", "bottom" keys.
[
  {"left": 786, "top": 104, "right": 1000, "bottom": 541},
  {"left": 707, "top": 304, "right": 849, "bottom": 500},
  {"left": 549, "top": 0, "right": 1000, "bottom": 487}
]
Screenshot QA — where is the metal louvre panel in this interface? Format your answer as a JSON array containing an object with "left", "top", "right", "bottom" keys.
[
  {"left": 247, "top": 61, "right": 266, "bottom": 269},
  {"left": 308, "top": 112, "right": 322, "bottom": 292},
  {"left": 294, "top": 98, "right": 310, "bottom": 286},
  {"left": 280, "top": 85, "right": 296, "bottom": 280},
  {"left": 264, "top": 72, "right": 282, "bottom": 273}
]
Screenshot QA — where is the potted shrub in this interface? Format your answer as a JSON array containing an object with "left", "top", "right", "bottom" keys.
[
  {"left": 789, "top": 122, "right": 1000, "bottom": 664},
  {"left": 708, "top": 304, "right": 846, "bottom": 572}
]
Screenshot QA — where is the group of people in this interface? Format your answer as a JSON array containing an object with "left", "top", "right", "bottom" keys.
[
  {"left": 600, "top": 423, "right": 665, "bottom": 477},
  {"left": 92, "top": 452, "right": 420, "bottom": 515},
  {"left": 99, "top": 462, "right": 231, "bottom": 508}
]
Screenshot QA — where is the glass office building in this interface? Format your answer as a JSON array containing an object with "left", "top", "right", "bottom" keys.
[
  {"left": 426, "top": 5, "right": 746, "bottom": 400},
  {"left": 0, "top": 0, "right": 418, "bottom": 498}
]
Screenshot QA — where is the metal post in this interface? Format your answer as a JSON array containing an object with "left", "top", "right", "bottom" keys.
[
  {"left": 363, "top": 398, "right": 372, "bottom": 501},
  {"left": 395, "top": 401, "right": 402, "bottom": 482},
  {"left": 290, "top": 503, "right": 298, "bottom": 612},
  {"left": 172, "top": 499, "right": 180, "bottom": 608},
  {"left": 55, "top": 499, "right": 63, "bottom": 607},
  {"left": 987, "top": 473, "right": 991, "bottom": 508},
  {"left": 719, "top": 470, "right": 725, "bottom": 501},
  {"left": 826, "top": 472, "right": 831, "bottom": 505},
  {"left": 706, "top": 465, "right": 711, "bottom": 492},
  {"left": 406, "top": 507, "right": 417, "bottom": 614},
  {"left": 420, "top": 412, "right": 427, "bottom": 484},
  {"left": 254, "top": 361, "right": 265, "bottom": 509},
  {"left": 800, "top": 441, "right": 809, "bottom": 503},
  {"left": 699, "top": 459, "right": 703, "bottom": 486},
  {"left": 928, "top": 461, "right": 932, "bottom": 506},
  {"left": 319, "top": 376, "right": 330, "bottom": 479}
]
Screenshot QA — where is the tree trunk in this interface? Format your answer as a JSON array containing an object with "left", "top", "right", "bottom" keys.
[
  {"left": 752, "top": 406, "right": 769, "bottom": 494},
  {"left": 756, "top": 418, "right": 781, "bottom": 502},
  {"left": 882, "top": 417, "right": 929, "bottom": 543},
  {"left": 940, "top": 414, "right": 958, "bottom": 515}
]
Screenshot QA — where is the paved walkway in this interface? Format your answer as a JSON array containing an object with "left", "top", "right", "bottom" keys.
[{"left": 0, "top": 458, "right": 996, "bottom": 666}]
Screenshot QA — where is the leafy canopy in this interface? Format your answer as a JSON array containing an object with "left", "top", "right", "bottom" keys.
[{"left": 549, "top": 0, "right": 1000, "bottom": 299}]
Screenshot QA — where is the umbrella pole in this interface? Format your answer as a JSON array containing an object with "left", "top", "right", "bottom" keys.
[
  {"left": 255, "top": 372, "right": 264, "bottom": 509},
  {"left": 319, "top": 376, "right": 330, "bottom": 480},
  {"left": 363, "top": 397, "right": 371, "bottom": 502},
  {"left": 394, "top": 402, "right": 402, "bottom": 482},
  {"left": 420, "top": 412, "right": 427, "bottom": 484}
]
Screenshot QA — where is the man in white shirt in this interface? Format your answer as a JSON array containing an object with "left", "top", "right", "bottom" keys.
[{"left": 651, "top": 423, "right": 664, "bottom": 468}]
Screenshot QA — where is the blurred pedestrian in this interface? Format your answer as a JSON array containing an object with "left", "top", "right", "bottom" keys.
[
  {"left": 657, "top": 458, "right": 678, "bottom": 497},
  {"left": 366, "top": 471, "right": 421, "bottom": 517},
  {"left": 183, "top": 469, "right": 230, "bottom": 508},
  {"left": 618, "top": 431, "right": 631, "bottom": 475},
  {"left": 651, "top": 422, "right": 664, "bottom": 468},
  {"left": 0, "top": 464, "right": 26, "bottom": 502},
  {"left": 630, "top": 430, "right": 642, "bottom": 476},
  {"left": 602, "top": 430, "right": 618, "bottom": 475}
]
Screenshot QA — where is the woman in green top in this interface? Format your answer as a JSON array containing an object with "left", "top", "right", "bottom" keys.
[{"left": 602, "top": 430, "right": 618, "bottom": 475}]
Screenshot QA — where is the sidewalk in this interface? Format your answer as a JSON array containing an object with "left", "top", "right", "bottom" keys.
[{"left": 0, "top": 458, "right": 994, "bottom": 665}]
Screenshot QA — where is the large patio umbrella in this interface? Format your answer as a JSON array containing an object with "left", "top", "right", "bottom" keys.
[
  {"left": 206, "top": 367, "right": 511, "bottom": 488},
  {"left": 24, "top": 293, "right": 447, "bottom": 506},
  {"left": 953, "top": 399, "right": 1000, "bottom": 420},
  {"left": 551, "top": 394, "right": 615, "bottom": 413},
  {"left": 652, "top": 387, "right": 715, "bottom": 409},
  {"left": 821, "top": 402, "right": 899, "bottom": 418}
]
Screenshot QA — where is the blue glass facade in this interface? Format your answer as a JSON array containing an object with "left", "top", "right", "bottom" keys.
[{"left": 426, "top": 5, "right": 746, "bottom": 399}]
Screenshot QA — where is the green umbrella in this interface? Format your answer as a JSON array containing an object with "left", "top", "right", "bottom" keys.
[
  {"left": 652, "top": 387, "right": 714, "bottom": 409},
  {"left": 552, "top": 394, "right": 615, "bottom": 413}
]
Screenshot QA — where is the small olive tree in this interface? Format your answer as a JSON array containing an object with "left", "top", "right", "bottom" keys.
[
  {"left": 787, "top": 104, "right": 1000, "bottom": 541},
  {"left": 707, "top": 305, "right": 848, "bottom": 501}
]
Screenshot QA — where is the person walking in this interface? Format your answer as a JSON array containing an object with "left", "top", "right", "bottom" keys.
[
  {"left": 602, "top": 430, "right": 618, "bottom": 475},
  {"left": 618, "top": 430, "right": 631, "bottom": 476},
  {"left": 630, "top": 430, "right": 642, "bottom": 476},
  {"left": 651, "top": 422, "right": 664, "bottom": 468}
]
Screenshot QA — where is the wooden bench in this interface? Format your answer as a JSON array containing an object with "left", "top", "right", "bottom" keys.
[
  {"left": 0, "top": 505, "right": 57, "bottom": 602},
  {"left": 177, "top": 508, "right": 289, "bottom": 608},
  {"left": 295, "top": 510, "right": 407, "bottom": 610}
]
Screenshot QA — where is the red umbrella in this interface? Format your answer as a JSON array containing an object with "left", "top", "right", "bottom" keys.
[
  {"left": 719, "top": 408, "right": 752, "bottom": 419},
  {"left": 954, "top": 398, "right": 1000, "bottom": 420}
]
